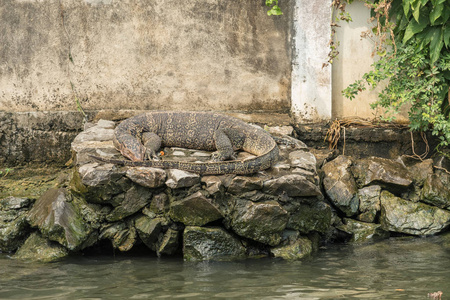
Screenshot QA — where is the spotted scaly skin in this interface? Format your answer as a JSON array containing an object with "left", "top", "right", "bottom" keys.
[{"left": 91, "top": 111, "right": 279, "bottom": 175}]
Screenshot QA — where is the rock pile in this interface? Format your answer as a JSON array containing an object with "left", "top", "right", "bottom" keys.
[
  {"left": 323, "top": 155, "right": 450, "bottom": 241},
  {"left": 1, "top": 119, "right": 330, "bottom": 261},
  {"left": 3, "top": 118, "right": 450, "bottom": 262}
]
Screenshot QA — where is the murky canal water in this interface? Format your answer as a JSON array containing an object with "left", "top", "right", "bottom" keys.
[{"left": 1, "top": 236, "right": 449, "bottom": 299}]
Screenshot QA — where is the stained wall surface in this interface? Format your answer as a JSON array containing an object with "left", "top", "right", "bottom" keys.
[
  {"left": 331, "top": 1, "right": 385, "bottom": 120},
  {"left": 0, "top": 0, "right": 292, "bottom": 113}
]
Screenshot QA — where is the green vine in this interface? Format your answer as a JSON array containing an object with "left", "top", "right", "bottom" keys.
[
  {"left": 266, "top": 0, "right": 283, "bottom": 16},
  {"left": 342, "top": 0, "right": 450, "bottom": 151}
]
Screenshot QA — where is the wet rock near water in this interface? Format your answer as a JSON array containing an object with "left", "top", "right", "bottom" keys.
[
  {"left": 27, "top": 188, "right": 98, "bottom": 251},
  {"left": 380, "top": 191, "right": 450, "bottom": 236},
  {"left": 323, "top": 155, "right": 450, "bottom": 239},
  {"left": 0, "top": 197, "right": 32, "bottom": 252},
  {"left": 270, "top": 231, "right": 313, "bottom": 260},
  {"left": 183, "top": 226, "right": 246, "bottom": 261},
  {"left": 14, "top": 232, "right": 69, "bottom": 262}
]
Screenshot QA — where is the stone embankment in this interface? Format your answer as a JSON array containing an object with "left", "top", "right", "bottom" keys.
[{"left": 1, "top": 119, "right": 450, "bottom": 262}]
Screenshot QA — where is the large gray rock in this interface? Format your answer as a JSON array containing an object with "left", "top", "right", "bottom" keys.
[
  {"left": 0, "top": 197, "right": 31, "bottom": 252},
  {"left": 135, "top": 215, "right": 164, "bottom": 251},
  {"left": 14, "top": 232, "right": 69, "bottom": 262},
  {"left": 70, "top": 164, "right": 131, "bottom": 206},
  {"left": 421, "top": 174, "right": 450, "bottom": 209},
  {"left": 357, "top": 185, "right": 382, "bottom": 223},
  {"left": 183, "top": 226, "right": 246, "bottom": 261},
  {"left": 99, "top": 221, "right": 137, "bottom": 252},
  {"left": 157, "top": 228, "right": 180, "bottom": 256},
  {"left": 230, "top": 200, "right": 288, "bottom": 246},
  {"left": 338, "top": 218, "right": 389, "bottom": 243},
  {"left": 72, "top": 119, "right": 115, "bottom": 143},
  {"left": 27, "top": 188, "right": 95, "bottom": 251},
  {"left": 288, "top": 150, "right": 317, "bottom": 172},
  {"left": 78, "top": 163, "right": 125, "bottom": 187},
  {"left": 352, "top": 157, "right": 412, "bottom": 190},
  {"left": 270, "top": 231, "right": 313, "bottom": 260},
  {"left": 106, "top": 185, "right": 152, "bottom": 222},
  {"left": 263, "top": 174, "right": 321, "bottom": 197},
  {"left": 227, "top": 176, "right": 263, "bottom": 194},
  {"left": 126, "top": 167, "right": 167, "bottom": 188},
  {"left": 165, "top": 169, "right": 200, "bottom": 189},
  {"left": 380, "top": 191, "right": 450, "bottom": 235},
  {"left": 170, "top": 191, "right": 223, "bottom": 226},
  {"left": 285, "top": 201, "right": 332, "bottom": 234},
  {"left": 322, "top": 156, "right": 359, "bottom": 217}
]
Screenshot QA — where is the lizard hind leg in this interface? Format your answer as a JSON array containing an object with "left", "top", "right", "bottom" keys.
[
  {"left": 211, "top": 129, "right": 238, "bottom": 161},
  {"left": 142, "top": 132, "right": 162, "bottom": 160}
]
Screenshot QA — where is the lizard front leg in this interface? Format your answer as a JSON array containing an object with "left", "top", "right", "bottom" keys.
[
  {"left": 142, "top": 132, "right": 162, "bottom": 160},
  {"left": 211, "top": 129, "right": 239, "bottom": 161}
]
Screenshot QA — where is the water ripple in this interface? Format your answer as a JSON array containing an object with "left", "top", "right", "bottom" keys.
[{"left": 1, "top": 237, "right": 449, "bottom": 299}]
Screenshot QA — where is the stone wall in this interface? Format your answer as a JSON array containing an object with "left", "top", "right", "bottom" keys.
[
  {"left": 0, "top": 111, "right": 85, "bottom": 166},
  {"left": 3, "top": 118, "right": 450, "bottom": 262},
  {"left": 0, "top": 0, "right": 292, "bottom": 113}
]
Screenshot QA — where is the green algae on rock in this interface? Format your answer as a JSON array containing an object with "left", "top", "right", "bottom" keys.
[
  {"left": 183, "top": 226, "right": 246, "bottom": 261},
  {"left": 27, "top": 188, "right": 96, "bottom": 251},
  {"left": 14, "top": 232, "right": 69, "bottom": 263},
  {"left": 380, "top": 191, "right": 450, "bottom": 236},
  {"left": 338, "top": 218, "right": 389, "bottom": 243},
  {"left": 0, "top": 197, "right": 31, "bottom": 252},
  {"left": 229, "top": 199, "right": 288, "bottom": 246},
  {"left": 270, "top": 232, "right": 313, "bottom": 260}
]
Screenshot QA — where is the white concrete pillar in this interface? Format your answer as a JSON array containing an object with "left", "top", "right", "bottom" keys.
[{"left": 291, "top": 0, "right": 332, "bottom": 123}]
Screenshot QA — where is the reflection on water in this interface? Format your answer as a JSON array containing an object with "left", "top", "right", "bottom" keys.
[{"left": 1, "top": 236, "right": 449, "bottom": 299}]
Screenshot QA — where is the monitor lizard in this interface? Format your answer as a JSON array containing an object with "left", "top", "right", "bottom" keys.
[{"left": 90, "top": 111, "right": 279, "bottom": 175}]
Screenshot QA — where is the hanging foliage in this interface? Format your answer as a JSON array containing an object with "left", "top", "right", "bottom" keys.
[{"left": 343, "top": 0, "right": 450, "bottom": 150}]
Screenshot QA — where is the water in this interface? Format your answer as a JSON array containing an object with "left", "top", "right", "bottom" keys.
[{"left": 1, "top": 237, "right": 449, "bottom": 299}]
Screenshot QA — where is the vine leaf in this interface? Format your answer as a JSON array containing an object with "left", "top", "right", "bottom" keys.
[
  {"left": 444, "top": 26, "right": 450, "bottom": 47},
  {"left": 430, "top": 3, "right": 444, "bottom": 25},
  {"left": 267, "top": 5, "right": 283, "bottom": 16},
  {"left": 412, "top": 0, "right": 422, "bottom": 22},
  {"left": 430, "top": 27, "right": 444, "bottom": 64},
  {"left": 403, "top": 16, "right": 428, "bottom": 43}
]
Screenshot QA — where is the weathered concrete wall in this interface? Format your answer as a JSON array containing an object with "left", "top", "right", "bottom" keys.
[
  {"left": 0, "top": 0, "right": 292, "bottom": 113},
  {"left": 331, "top": 2, "right": 387, "bottom": 120},
  {"left": 291, "top": 0, "right": 331, "bottom": 123}
]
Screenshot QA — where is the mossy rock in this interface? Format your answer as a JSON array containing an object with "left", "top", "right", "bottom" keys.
[
  {"left": 380, "top": 191, "right": 450, "bottom": 236},
  {"left": 169, "top": 191, "right": 223, "bottom": 226},
  {"left": 230, "top": 199, "right": 288, "bottom": 246},
  {"left": 338, "top": 218, "right": 389, "bottom": 243},
  {"left": 285, "top": 200, "right": 332, "bottom": 234},
  {"left": 183, "top": 226, "right": 246, "bottom": 261},
  {"left": 14, "top": 232, "right": 69, "bottom": 263},
  {"left": 27, "top": 188, "right": 96, "bottom": 251},
  {"left": 271, "top": 235, "right": 313, "bottom": 260}
]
